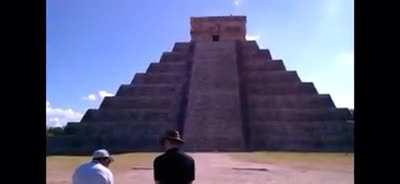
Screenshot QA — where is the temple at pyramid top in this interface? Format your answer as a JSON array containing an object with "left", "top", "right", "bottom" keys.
[{"left": 190, "top": 16, "right": 246, "bottom": 41}]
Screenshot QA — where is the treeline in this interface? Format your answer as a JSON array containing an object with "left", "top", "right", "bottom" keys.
[{"left": 46, "top": 125, "right": 80, "bottom": 137}]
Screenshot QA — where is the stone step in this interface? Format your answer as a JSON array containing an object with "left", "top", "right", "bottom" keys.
[
  {"left": 247, "top": 94, "right": 336, "bottom": 109},
  {"left": 131, "top": 73, "right": 188, "bottom": 85},
  {"left": 172, "top": 42, "right": 192, "bottom": 53},
  {"left": 248, "top": 108, "right": 352, "bottom": 121},
  {"left": 246, "top": 82, "right": 318, "bottom": 95},
  {"left": 160, "top": 52, "right": 189, "bottom": 63},
  {"left": 116, "top": 84, "right": 183, "bottom": 97},
  {"left": 244, "top": 71, "right": 301, "bottom": 83},
  {"left": 81, "top": 109, "right": 175, "bottom": 122},
  {"left": 242, "top": 60, "right": 286, "bottom": 71},
  {"left": 146, "top": 62, "right": 188, "bottom": 73},
  {"left": 99, "top": 96, "right": 178, "bottom": 109}
]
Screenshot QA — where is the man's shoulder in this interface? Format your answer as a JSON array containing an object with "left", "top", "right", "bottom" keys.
[
  {"left": 155, "top": 152, "right": 167, "bottom": 160},
  {"left": 177, "top": 151, "right": 194, "bottom": 162},
  {"left": 93, "top": 163, "right": 113, "bottom": 178},
  {"left": 75, "top": 161, "right": 94, "bottom": 171},
  {"left": 179, "top": 151, "right": 193, "bottom": 157},
  {"left": 155, "top": 149, "right": 194, "bottom": 163},
  {"left": 94, "top": 163, "right": 111, "bottom": 172},
  {"left": 154, "top": 152, "right": 169, "bottom": 165}
]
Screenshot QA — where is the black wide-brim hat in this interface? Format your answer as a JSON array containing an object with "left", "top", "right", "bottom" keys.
[{"left": 160, "top": 130, "right": 185, "bottom": 144}]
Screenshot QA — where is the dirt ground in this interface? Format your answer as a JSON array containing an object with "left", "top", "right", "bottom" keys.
[{"left": 47, "top": 152, "right": 353, "bottom": 184}]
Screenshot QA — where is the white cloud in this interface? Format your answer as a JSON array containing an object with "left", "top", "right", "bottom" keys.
[
  {"left": 46, "top": 101, "right": 83, "bottom": 127},
  {"left": 246, "top": 34, "right": 260, "bottom": 41},
  {"left": 82, "top": 90, "right": 113, "bottom": 101},
  {"left": 335, "top": 51, "right": 354, "bottom": 65},
  {"left": 246, "top": 34, "right": 266, "bottom": 48},
  {"left": 98, "top": 90, "right": 113, "bottom": 98},
  {"left": 233, "top": 0, "right": 242, "bottom": 6},
  {"left": 82, "top": 94, "right": 97, "bottom": 101}
]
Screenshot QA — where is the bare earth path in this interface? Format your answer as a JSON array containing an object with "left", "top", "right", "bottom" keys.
[
  {"left": 47, "top": 152, "right": 353, "bottom": 184},
  {"left": 116, "top": 153, "right": 353, "bottom": 184}
]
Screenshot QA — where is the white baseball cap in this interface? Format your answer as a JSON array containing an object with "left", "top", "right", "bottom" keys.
[{"left": 92, "top": 149, "right": 114, "bottom": 161}]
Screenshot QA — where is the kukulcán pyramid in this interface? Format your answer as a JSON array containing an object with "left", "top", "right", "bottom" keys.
[{"left": 48, "top": 16, "right": 354, "bottom": 154}]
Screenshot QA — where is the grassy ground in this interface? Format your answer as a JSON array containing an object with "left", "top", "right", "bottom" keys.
[{"left": 229, "top": 152, "right": 354, "bottom": 172}]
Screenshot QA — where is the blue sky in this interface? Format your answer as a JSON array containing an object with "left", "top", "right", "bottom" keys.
[{"left": 47, "top": 0, "right": 354, "bottom": 127}]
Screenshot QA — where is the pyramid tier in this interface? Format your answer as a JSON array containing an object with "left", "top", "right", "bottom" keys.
[
  {"left": 85, "top": 121, "right": 175, "bottom": 151},
  {"left": 249, "top": 120, "right": 353, "bottom": 151},
  {"left": 160, "top": 51, "right": 190, "bottom": 63},
  {"left": 242, "top": 59, "right": 286, "bottom": 71},
  {"left": 116, "top": 84, "right": 183, "bottom": 97},
  {"left": 81, "top": 109, "right": 175, "bottom": 122},
  {"left": 131, "top": 73, "right": 187, "bottom": 85},
  {"left": 146, "top": 62, "right": 189, "bottom": 73},
  {"left": 244, "top": 71, "right": 301, "bottom": 83},
  {"left": 247, "top": 94, "right": 336, "bottom": 109},
  {"left": 248, "top": 108, "right": 352, "bottom": 121},
  {"left": 246, "top": 82, "right": 318, "bottom": 95},
  {"left": 172, "top": 42, "right": 193, "bottom": 52},
  {"left": 100, "top": 96, "right": 179, "bottom": 110}
]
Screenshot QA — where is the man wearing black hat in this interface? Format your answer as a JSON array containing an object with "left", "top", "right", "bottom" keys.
[{"left": 153, "top": 130, "right": 195, "bottom": 184}]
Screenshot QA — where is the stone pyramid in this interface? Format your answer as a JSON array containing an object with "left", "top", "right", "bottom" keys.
[{"left": 48, "top": 16, "right": 353, "bottom": 154}]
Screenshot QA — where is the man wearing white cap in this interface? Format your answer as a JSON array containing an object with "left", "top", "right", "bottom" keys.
[{"left": 72, "top": 149, "right": 114, "bottom": 184}]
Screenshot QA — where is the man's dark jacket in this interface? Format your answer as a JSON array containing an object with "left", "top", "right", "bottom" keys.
[{"left": 153, "top": 148, "right": 195, "bottom": 184}]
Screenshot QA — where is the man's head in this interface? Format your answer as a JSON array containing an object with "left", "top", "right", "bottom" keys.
[
  {"left": 92, "top": 149, "right": 114, "bottom": 167},
  {"left": 160, "top": 130, "right": 185, "bottom": 150}
]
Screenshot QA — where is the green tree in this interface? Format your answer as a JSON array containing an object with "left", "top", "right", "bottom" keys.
[{"left": 47, "top": 127, "right": 64, "bottom": 137}]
